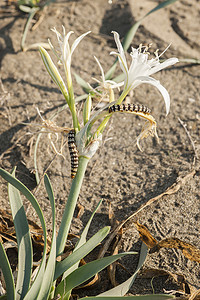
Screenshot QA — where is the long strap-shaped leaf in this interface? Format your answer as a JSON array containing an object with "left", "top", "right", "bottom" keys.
[
  {"left": 36, "top": 175, "right": 56, "bottom": 300},
  {"left": 8, "top": 169, "right": 32, "bottom": 300},
  {"left": 0, "top": 168, "right": 47, "bottom": 300},
  {"left": 0, "top": 243, "right": 15, "bottom": 300},
  {"left": 75, "top": 199, "right": 103, "bottom": 249},
  {"left": 34, "top": 131, "right": 43, "bottom": 185},
  {"left": 55, "top": 252, "right": 137, "bottom": 299},
  {"left": 98, "top": 243, "right": 148, "bottom": 297},
  {"left": 54, "top": 226, "right": 110, "bottom": 280},
  {"left": 21, "top": 7, "right": 40, "bottom": 51},
  {"left": 122, "top": 0, "right": 179, "bottom": 53}
]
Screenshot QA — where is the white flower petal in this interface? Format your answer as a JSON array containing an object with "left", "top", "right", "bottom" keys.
[
  {"left": 91, "top": 55, "right": 124, "bottom": 99},
  {"left": 110, "top": 51, "right": 128, "bottom": 76},
  {"left": 111, "top": 32, "right": 129, "bottom": 88},
  {"left": 71, "top": 31, "right": 91, "bottom": 56},
  {"left": 94, "top": 56, "right": 105, "bottom": 82},
  {"left": 105, "top": 80, "right": 124, "bottom": 88},
  {"left": 111, "top": 31, "right": 127, "bottom": 70},
  {"left": 63, "top": 31, "right": 73, "bottom": 64},
  {"left": 148, "top": 58, "right": 179, "bottom": 76},
  {"left": 133, "top": 76, "right": 170, "bottom": 115}
]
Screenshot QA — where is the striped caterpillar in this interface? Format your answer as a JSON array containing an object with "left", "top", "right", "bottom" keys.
[
  {"left": 108, "top": 103, "right": 151, "bottom": 114},
  {"left": 68, "top": 129, "right": 79, "bottom": 179}
]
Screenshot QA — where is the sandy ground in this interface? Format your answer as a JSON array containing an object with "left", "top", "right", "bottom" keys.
[{"left": 0, "top": 0, "right": 200, "bottom": 297}]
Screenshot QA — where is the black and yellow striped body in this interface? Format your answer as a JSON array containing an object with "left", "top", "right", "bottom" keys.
[
  {"left": 68, "top": 129, "right": 79, "bottom": 179},
  {"left": 108, "top": 103, "right": 151, "bottom": 114}
]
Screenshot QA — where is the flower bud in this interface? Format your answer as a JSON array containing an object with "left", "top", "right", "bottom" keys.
[{"left": 39, "top": 46, "right": 69, "bottom": 103}]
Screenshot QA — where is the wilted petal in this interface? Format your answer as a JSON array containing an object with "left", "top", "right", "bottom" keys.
[
  {"left": 51, "top": 27, "right": 62, "bottom": 44},
  {"left": 78, "top": 134, "right": 102, "bottom": 158},
  {"left": 136, "top": 119, "right": 158, "bottom": 152}
]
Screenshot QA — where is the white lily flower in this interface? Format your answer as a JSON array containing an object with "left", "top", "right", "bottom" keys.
[
  {"left": 111, "top": 31, "right": 179, "bottom": 115},
  {"left": 49, "top": 26, "right": 91, "bottom": 88}
]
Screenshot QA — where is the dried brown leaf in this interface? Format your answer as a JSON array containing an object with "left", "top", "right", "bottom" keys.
[
  {"left": 77, "top": 203, "right": 84, "bottom": 219},
  {"left": 134, "top": 221, "right": 200, "bottom": 264},
  {"left": 134, "top": 221, "right": 157, "bottom": 248},
  {"left": 108, "top": 201, "right": 118, "bottom": 227},
  {"left": 189, "top": 288, "right": 200, "bottom": 300},
  {"left": 75, "top": 273, "right": 99, "bottom": 289},
  {"left": 150, "top": 238, "right": 200, "bottom": 263}
]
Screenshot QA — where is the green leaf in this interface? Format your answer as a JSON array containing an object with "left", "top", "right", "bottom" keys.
[
  {"left": 19, "top": 5, "right": 33, "bottom": 13},
  {"left": 36, "top": 174, "right": 56, "bottom": 300},
  {"left": 8, "top": 168, "right": 32, "bottom": 300},
  {"left": 178, "top": 58, "right": 200, "bottom": 64},
  {"left": 75, "top": 94, "right": 88, "bottom": 102},
  {"left": 54, "top": 225, "right": 110, "bottom": 280},
  {"left": 62, "top": 199, "right": 103, "bottom": 280},
  {"left": 0, "top": 168, "right": 47, "bottom": 300},
  {"left": 105, "top": 60, "right": 118, "bottom": 81},
  {"left": 76, "top": 199, "right": 103, "bottom": 250},
  {"left": 34, "top": 131, "right": 43, "bottom": 184},
  {"left": 0, "top": 243, "right": 15, "bottom": 300},
  {"left": 21, "top": 7, "right": 40, "bottom": 50},
  {"left": 83, "top": 94, "right": 92, "bottom": 125},
  {"left": 123, "top": 0, "right": 179, "bottom": 53},
  {"left": 144, "top": 0, "right": 179, "bottom": 18},
  {"left": 55, "top": 252, "right": 137, "bottom": 298},
  {"left": 112, "top": 72, "right": 125, "bottom": 83},
  {"left": 79, "top": 295, "right": 175, "bottom": 299},
  {"left": 98, "top": 243, "right": 148, "bottom": 297},
  {"left": 74, "top": 72, "right": 91, "bottom": 93}
]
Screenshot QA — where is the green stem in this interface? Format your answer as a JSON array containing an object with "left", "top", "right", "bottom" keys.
[
  {"left": 67, "top": 82, "right": 80, "bottom": 131},
  {"left": 95, "top": 115, "right": 111, "bottom": 137},
  {"left": 70, "top": 102, "right": 80, "bottom": 132},
  {"left": 115, "top": 89, "right": 129, "bottom": 105},
  {"left": 56, "top": 156, "right": 89, "bottom": 256}
]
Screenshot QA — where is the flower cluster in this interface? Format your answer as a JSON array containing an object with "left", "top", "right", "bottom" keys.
[{"left": 39, "top": 28, "right": 178, "bottom": 158}]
